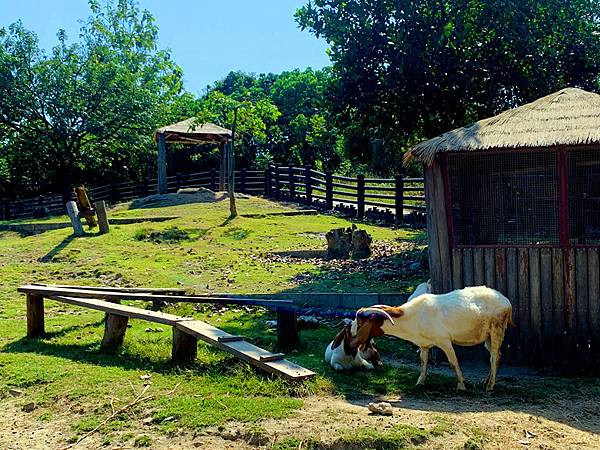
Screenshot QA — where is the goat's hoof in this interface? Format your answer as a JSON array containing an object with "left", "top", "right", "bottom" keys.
[
  {"left": 485, "top": 384, "right": 495, "bottom": 393},
  {"left": 456, "top": 383, "right": 467, "bottom": 391},
  {"left": 416, "top": 378, "right": 426, "bottom": 386}
]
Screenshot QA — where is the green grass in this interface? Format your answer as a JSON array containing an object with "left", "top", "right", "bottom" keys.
[{"left": 0, "top": 196, "right": 596, "bottom": 446}]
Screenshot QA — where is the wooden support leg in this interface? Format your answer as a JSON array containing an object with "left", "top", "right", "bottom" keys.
[
  {"left": 277, "top": 308, "right": 299, "bottom": 350},
  {"left": 26, "top": 294, "right": 45, "bottom": 338},
  {"left": 101, "top": 314, "right": 129, "bottom": 351},
  {"left": 172, "top": 327, "right": 197, "bottom": 363}
]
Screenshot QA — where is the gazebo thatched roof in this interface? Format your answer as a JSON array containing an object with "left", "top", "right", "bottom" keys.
[
  {"left": 408, "top": 87, "right": 600, "bottom": 165},
  {"left": 153, "top": 118, "right": 232, "bottom": 145}
]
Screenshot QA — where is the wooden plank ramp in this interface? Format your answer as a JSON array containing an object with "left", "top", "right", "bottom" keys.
[{"left": 176, "top": 320, "right": 315, "bottom": 381}]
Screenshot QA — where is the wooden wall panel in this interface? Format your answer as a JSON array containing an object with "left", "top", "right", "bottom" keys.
[
  {"left": 506, "top": 248, "right": 519, "bottom": 364},
  {"left": 484, "top": 248, "right": 496, "bottom": 289},
  {"left": 575, "top": 249, "right": 590, "bottom": 362},
  {"left": 463, "top": 248, "right": 474, "bottom": 287},
  {"left": 495, "top": 248, "right": 507, "bottom": 295},
  {"left": 518, "top": 249, "right": 530, "bottom": 362},
  {"left": 540, "top": 248, "right": 554, "bottom": 362},
  {"left": 529, "top": 248, "right": 542, "bottom": 358},
  {"left": 474, "top": 248, "right": 485, "bottom": 286},
  {"left": 564, "top": 249, "right": 577, "bottom": 363},
  {"left": 588, "top": 248, "right": 600, "bottom": 359},
  {"left": 452, "top": 248, "right": 463, "bottom": 290},
  {"left": 552, "top": 249, "right": 566, "bottom": 363}
]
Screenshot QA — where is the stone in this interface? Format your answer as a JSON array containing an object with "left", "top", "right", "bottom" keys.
[
  {"left": 21, "top": 402, "right": 36, "bottom": 413},
  {"left": 8, "top": 388, "right": 23, "bottom": 397},
  {"left": 367, "top": 402, "right": 394, "bottom": 416}
]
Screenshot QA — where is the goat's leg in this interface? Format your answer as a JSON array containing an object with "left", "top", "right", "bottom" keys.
[
  {"left": 416, "top": 347, "right": 429, "bottom": 385},
  {"left": 485, "top": 327, "right": 505, "bottom": 392},
  {"left": 438, "top": 343, "right": 466, "bottom": 390}
]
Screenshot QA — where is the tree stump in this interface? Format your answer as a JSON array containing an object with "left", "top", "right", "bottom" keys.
[
  {"left": 326, "top": 228, "right": 352, "bottom": 259},
  {"left": 352, "top": 229, "right": 372, "bottom": 259}
]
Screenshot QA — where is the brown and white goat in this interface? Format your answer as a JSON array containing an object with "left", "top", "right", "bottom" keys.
[
  {"left": 325, "top": 324, "right": 382, "bottom": 370},
  {"left": 350, "top": 286, "right": 513, "bottom": 391}
]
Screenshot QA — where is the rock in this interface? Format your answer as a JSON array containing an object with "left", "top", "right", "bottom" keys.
[
  {"left": 21, "top": 402, "right": 36, "bottom": 413},
  {"left": 8, "top": 388, "right": 23, "bottom": 397},
  {"left": 367, "top": 402, "right": 394, "bottom": 416},
  {"left": 298, "top": 315, "right": 320, "bottom": 328},
  {"left": 140, "top": 374, "right": 152, "bottom": 381}
]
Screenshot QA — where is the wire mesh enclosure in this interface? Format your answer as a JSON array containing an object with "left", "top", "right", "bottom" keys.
[
  {"left": 447, "top": 151, "right": 559, "bottom": 246},
  {"left": 568, "top": 148, "right": 600, "bottom": 245}
]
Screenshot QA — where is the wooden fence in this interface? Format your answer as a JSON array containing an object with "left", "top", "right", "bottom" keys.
[
  {"left": 265, "top": 165, "right": 425, "bottom": 224},
  {"left": 0, "top": 166, "right": 425, "bottom": 226}
]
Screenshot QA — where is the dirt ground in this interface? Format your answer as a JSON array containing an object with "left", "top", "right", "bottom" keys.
[{"left": 2, "top": 363, "right": 599, "bottom": 450}]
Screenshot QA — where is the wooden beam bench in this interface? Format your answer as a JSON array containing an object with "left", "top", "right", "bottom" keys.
[{"left": 18, "top": 285, "right": 313, "bottom": 380}]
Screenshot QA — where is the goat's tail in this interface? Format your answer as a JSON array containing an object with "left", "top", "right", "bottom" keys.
[{"left": 506, "top": 307, "right": 515, "bottom": 328}]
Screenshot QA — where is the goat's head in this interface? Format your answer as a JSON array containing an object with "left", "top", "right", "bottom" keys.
[
  {"left": 350, "top": 305, "right": 403, "bottom": 348},
  {"left": 359, "top": 338, "right": 382, "bottom": 366}
]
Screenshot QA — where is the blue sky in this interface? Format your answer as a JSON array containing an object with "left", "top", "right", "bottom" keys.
[{"left": 0, "top": 0, "right": 330, "bottom": 95}]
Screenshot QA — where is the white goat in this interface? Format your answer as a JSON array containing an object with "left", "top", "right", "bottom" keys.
[
  {"left": 350, "top": 286, "right": 513, "bottom": 391},
  {"left": 325, "top": 324, "right": 381, "bottom": 370},
  {"left": 408, "top": 280, "right": 431, "bottom": 300}
]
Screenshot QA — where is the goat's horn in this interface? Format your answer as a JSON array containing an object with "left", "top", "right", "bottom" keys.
[{"left": 358, "top": 307, "right": 395, "bottom": 325}]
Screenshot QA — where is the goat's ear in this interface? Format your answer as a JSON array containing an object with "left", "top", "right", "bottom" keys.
[{"left": 380, "top": 306, "right": 404, "bottom": 318}]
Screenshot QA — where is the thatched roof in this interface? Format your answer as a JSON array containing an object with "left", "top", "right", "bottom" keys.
[
  {"left": 154, "top": 118, "right": 231, "bottom": 145},
  {"left": 408, "top": 88, "right": 600, "bottom": 165}
]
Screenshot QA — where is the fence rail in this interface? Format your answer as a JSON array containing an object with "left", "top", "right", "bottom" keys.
[{"left": 0, "top": 166, "right": 425, "bottom": 226}]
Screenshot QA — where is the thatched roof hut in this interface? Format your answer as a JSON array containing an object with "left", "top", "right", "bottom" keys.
[
  {"left": 154, "top": 118, "right": 232, "bottom": 194},
  {"left": 408, "top": 88, "right": 600, "bottom": 165},
  {"left": 413, "top": 87, "right": 600, "bottom": 368},
  {"left": 154, "top": 118, "right": 232, "bottom": 145}
]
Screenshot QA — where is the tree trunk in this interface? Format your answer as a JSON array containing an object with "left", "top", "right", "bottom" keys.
[{"left": 326, "top": 228, "right": 352, "bottom": 259}]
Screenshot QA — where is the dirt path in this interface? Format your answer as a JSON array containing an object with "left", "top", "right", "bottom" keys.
[{"left": 1, "top": 388, "right": 599, "bottom": 450}]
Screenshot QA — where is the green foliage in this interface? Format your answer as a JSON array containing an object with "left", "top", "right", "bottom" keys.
[
  {"left": 0, "top": 0, "right": 184, "bottom": 197},
  {"left": 296, "top": 0, "right": 600, "bottom": 174}
]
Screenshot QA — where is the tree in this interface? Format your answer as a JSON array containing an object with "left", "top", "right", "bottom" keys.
[
  {"left": 296, "top": 0, "right": 600, "bottom": 173},
  {"left": 0, "top": 0, "right": 183, "bottom": 197}
]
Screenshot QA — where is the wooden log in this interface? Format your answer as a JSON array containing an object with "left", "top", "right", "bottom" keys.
[
  {"left": 529, "top": 248, "right": 542, "bottom": 358},
  {"left": 277, "top": 308, "right": 299, "bottom": 350},
  {"left": 552, "top": 248, "right": 566, "bottom": 364},
  {"left": 588, "top": 248, "right": 600, "bottom": 360},
  {"left": 473, "top": 248, "right": 484, "bottom": 285},
  {"left": 326, "top": 228, "right": 352, "bottom": 259},
  {"left": 157, "top": 133, "right": 168, "bottom": 194},
  {"left": 463, "top": 248, "right": 474, "bottom": 287},
  {"left": 506, "top": 248, "right": 519, "bottom": 363},
  {"left": 100, "top": 313, "right": 129, "bottom": 351},
  {"left": 518, "top": 248, "right": 530, "bottom": 363},
  {"left": 94, "top": 200, "right": 109, "bottom": 234},
  {"left": 452, "top": 248, "right": 463, "bottom": 290},
  {"left": 484, "top": 248, "right": 495, "bottom": 288},
  {"left": 66, "top": 201, "right": 84, "bottom": 237},
  {"left": 575, "top": 248, "right": 590, "bottom": 362},
  {"left": 351, "top": 229, "right": 372, "bottom": 260},
  {"left": 26, "top": 294, "right": 44, "bottom": 338},
  {"left": 172, "top": 327, "right": 198, "bottom": 363},
  {"left": 540, "top": 248, "right": 554, "bottom": 361},
  {"left": 75, "top": 186, "right": 97, "bottom": 228}
]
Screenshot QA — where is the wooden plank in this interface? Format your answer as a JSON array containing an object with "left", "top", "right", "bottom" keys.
[
  {"left": 172, "top": 327, "right": 198, "bottom": 363},
  {"left": 518, "top": 248, "right": 530, "bottom": 363},
  {"left": 473, "top": 248, "right": 485, "bottom": 286},
  {"left": 452, "top": 248, "right": 463, "bottom": 290},
  {"left": 564, "top": 249, "right": 577, "bottom": 363},
  {"left": 32, "top": 283, "right": 186, "bottom": 295},
  {"left": 49, "top": 295, "right": 191, "bottom": 326},
  {"left": 431, "top": 159, "right": 452, "bottom": 293},
  {"left": 176, "top": 320, "right": 315, "bottom": 380},
  {"left": 484, "top": 248, "right": 495, "bottom": 288},
  {"left": 506, "top": 248, "right": 519, "bottom": 364},
  {"left": 259, "top": 353, "right": 285, "bottom": 362},
  {"left": 217, "top": 336, "right": 245, "bottom": 343},
  {"left": 424, "top": 164, "right": 442, "bottom": 293},
  {"left": 552, "top": 249, "right": 566, "bottom": 364},
  {"left": 495, "top": 248, "right": 507, "bottom": 295},
  {"left": 463, "top": 248, "right": 474, "bottom": 287},
  {"left": 528, "top": 248, "right": 542, "bottom": 359},
  {"left": 588, "top": 248, "right": 600, "bottom": 359},
  {"left": 575, "top": 249, "right": 590, "bottom": 362},
  {"left": 539, "top": 248, "right": 554, "bottom": 361},
  {"left": 19, "top": 285, "right": 292, "bottom": 309}
]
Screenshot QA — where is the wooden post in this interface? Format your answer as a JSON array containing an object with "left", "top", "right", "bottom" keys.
[
  {"left": 288, "top": 165, "right": 296, "bottom": 200},
  {"left": 228, "top": 141, "right": 237, "bottom": 217},
  {"left": 172, "top": 327, "right": 198, "bottom": 363},
  {"left": 66, "top": 201, "right": 84, "bottom": 237},
  {"left": 219, "top": 144, "right": 226, "bottom": 191},
  {"left": 210, "top": 168, "right": 217, "bottom": 191},
  {"left": 357, "top": 174, "right": 365, "bottom": 219},
  {"left": 277, "top": 307, "right": 299, "bottom": 350},
  {"left": 304, "top": 166, "right": 312, "bottom": 205},
  {"left": 395, "top": 174, "right": 404, "bottom": 224},
  {"left": 175, "top": 173, "right": 182, "bottom": 192},
  {"left": 265, "top": 167, "right": 272, "bottom": 197},
  {"left": 157, "top": 132, "right": 168, "bottom": 195},
  {"left": 274, "top": 166, "right": 281, "bottom": 199},
  {"left": 240, "top": 168, "right": 247, "bottom": 194},
  {"left": 26, "top": 294, "right": 44, "bottom": 338},
  {"left": 100, "top": 314, "right": 129, "bottom": 351},
  {"left": 325, "top": 171, "right": 333, "bottom": 210},
  {"left": 94, "top": 200, "right": 110, "bottom": 234}
]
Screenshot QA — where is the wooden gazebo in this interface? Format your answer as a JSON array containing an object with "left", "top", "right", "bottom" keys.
[
  {"left": 407, "top": 87, "right": 600, "bottom": 366},
  {"left": 153, "top": 118, "right": 232, "bottom": 194}
]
